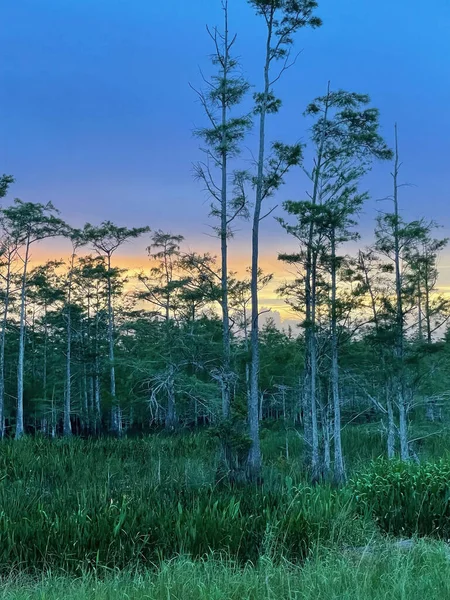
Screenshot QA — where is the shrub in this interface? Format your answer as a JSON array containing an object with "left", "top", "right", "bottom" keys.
[{"left": 351, "top": 458, "right": 450, "bottom": 538}]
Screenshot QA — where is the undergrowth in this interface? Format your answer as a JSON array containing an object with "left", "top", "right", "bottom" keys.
[{"left": 0, "top": 426, "right": 449, "bottom": 574}]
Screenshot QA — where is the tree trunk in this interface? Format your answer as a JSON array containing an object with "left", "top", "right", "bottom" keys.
[
  {"left": 303, "top": 87, "right": 330, "bottom": 480},
  {"left": 331, "top": 233, "right": 345, "bottom": 484},
  {"left": 88, "top": 375, "right": 94, "bottom": 430},
  {"left": 216, "top": 3, "right": 235, "bottom": 484},
  {"left": 259, "top": 392, "right": 264, "bottom": 422},
  {"left": 51, "top": 385, "right": 56, "bottom": 439},
  {"left": 82, "top": 367, "right": 89, "bottom": 432},
  {"left": 322, "top": 394, "right": 331, "bottom": 479},
  {"left": 0, "top": 250, "right": 12, "bottom": 439},
  {"left": 165, "top": 365, "right": 177, "bottom": 431},
  {"left": 386, "top": 388, "right": 396, "bottom": 459},
  {"left": 248, "top": 15, "right": 274, "bottom": 483},
  {"left": 16, "top": 237, "right": 31, "bottom": 439},
  {"left": 64, "top": 255, "right": 75, "bottom": 437},
  {"left": 94, "top": 370, "right": 101, "bottom": 432},
  {"left": 393, "top": 125, "right": 408, "bottom": 461},
  {"left": 398, "top": 390, "right": 409, "bottom": 461},
  {"left": 417, "top": 277, "right": 423, "bottom": 341},
  {"left": 220, "top": 22, "right": 231, "bottom": 421},
  {"left": 424, "top": 265, "right": 432, "bottom": 344},
  {"left": 306, "top": 254, "right": 320, "bottom": 481},
  {"left": 425, "top": 398, "right": 435, "bottom": 422},
  {"left": 105, "top": 254, "right": 121, "bottom": 436},
  {"left": 43, "top": 304, "right": 48, "bottom": 408},
  {"left": 94, "top": 293, "right": 102, "bottom": 433}
]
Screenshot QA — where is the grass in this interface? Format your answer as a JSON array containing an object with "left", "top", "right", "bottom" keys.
[
  {"left": 1, "top": 422, "right": 450, "bottom": 596},
  {"left": 2, "top": 541, "right": 450, "bottom": 599},
  {"left": 0, "top": 434, "right": 376, "bottom": 571}
]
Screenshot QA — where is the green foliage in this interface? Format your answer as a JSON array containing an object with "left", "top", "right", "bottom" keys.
[
  {"left": 249, "top": 0, "right": 322, "bottom": 58},
  {"left": 83, "top": 221, "right": 150, "bottom": 257},
  {"left": 0, "top": 435, "right": 375, "bottom": 573},
  {"left": 0, "top": 175, "right": 14, "bottom": 199},
  {"left": 1, "top": 199, "right": 68, "bottom": 244},
  {"left": 351, "top": 458, "right": 450, "bottom": 537}
]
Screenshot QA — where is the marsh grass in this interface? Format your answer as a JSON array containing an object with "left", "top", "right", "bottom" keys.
[
  {"left": 0, "top": 433, "right": 377, "bottom": 573},
  {"left": 0, "top": 423, "right": 449, "bottom": 586},
  {"left": 2, "top": 541, "right": 450, "bottom": 599}
]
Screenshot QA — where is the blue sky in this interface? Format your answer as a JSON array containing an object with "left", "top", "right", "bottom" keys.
[{"left": 1, "top": 0, "right": 450, "bottom": 293}]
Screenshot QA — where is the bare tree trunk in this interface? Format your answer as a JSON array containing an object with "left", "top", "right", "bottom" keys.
[
  {"left": 51, "top": 385, "right": 56, "bottom": 439},
  {"left": 220, "top": 11, "right": 231, "bottom": 422},
  {"left": 392, "top": 124, "right": 409, "bottom": 460},
  {"left": 331, "top": 233, "right": 345, "bottom": 484},
  {"left": 386, "top": 387, "right": 396, "bottom": 459},
  {"left": 259, "top": 392, "right": 264, "bottom": 422},
  {"left": 426, "top": 398, "right": 435, "bottom": 422},
  {"left": 0, "top": 250, "right": 13, "bottom": 439},
  {"left": 417, "top": 277, "right": 423, "bottom": 341},
  {"left": 64, "top": 254, "right": 75, "bottom": 437},
  {"left": 165, "top": 365, "right": 177, "bottom": 431},
  {"left": 82, "top": 367, "right": 89, "bottom": 432},
  {"left": 424, "top": 265, "right": 432, "bottom": 344},
  {"left": 398, "top": 391, "right": 409, "bottom": 460},
  {"left": 86, "top": 292, "right": 97, "bottom": 434},
  {"left": 248, "top": 19, "right": 274, "bottom": 482},
  {"left": 88, "top": 375, "right": 94, "bottom": 428},
  {"left": 43, "top": 303, "right": 48, "bottom": 405},
  {"left": 106, "top": 253, "right": 120, "bottom": 436},
  {"left": 16, "top": 237, "right": 31, "bottom": 439},
  {"left": 94, "top": 370, "right": 101, "bottom": 431},
  {"left": 322, "top": 392, "right": 332, "bottom": 479},
  {"left": 307, "top": 255, "right": 320, "bottom": 480},
  {"left": 216, "top": 2, "right": 235, "bottom": 483}
]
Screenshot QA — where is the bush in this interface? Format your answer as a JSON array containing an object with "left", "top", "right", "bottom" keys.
[{"left": 351, "top": 458, "right": 450, "bottom": 538}]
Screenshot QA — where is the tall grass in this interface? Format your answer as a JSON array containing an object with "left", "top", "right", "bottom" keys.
[
  {"left": 2, "top": 541, "right": 450, "bottom": 599},
  {"left": 352, "top": 458, "right": 450, "bottom": 537},
  {"left": 0, "top": 425, "right": 449, "bottom": 574},
  {"left": 0, "top": 434, "right": 376, "bottom": 573}
]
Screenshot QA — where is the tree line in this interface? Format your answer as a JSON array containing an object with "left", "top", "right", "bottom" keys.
[{"left": 1, "top": 0, "right": 449, "bottom": 485}]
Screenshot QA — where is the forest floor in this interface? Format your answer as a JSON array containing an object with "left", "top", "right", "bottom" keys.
[{"left": 0, "top": 420, "right": 449, "bottom": 598}]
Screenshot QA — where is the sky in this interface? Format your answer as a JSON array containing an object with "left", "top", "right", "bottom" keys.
[{"left": 1, "top": 0, "right": 450, "bottom": 321}]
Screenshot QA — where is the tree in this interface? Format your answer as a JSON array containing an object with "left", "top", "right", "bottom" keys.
[
  {"left": 193, "top": 0, "right": 251, "bottom": 431},
  {"left": 0, "top": 175, "right": 15, "bottom": 436},
  {"left": 0, "top": 222, "right": 18, "bottom": 437},
  {"left": 247, "top": 0, "right": 321, "bottom": 481},
  {"left": 354, "top": 248, "right": 397, "bottom": 457},
  {"left": 0, "top": 175, "right": 14, "bottom": 200},
  {"left": 406, "top": 230, "right": 449, "bottom": 344},
  {"left": 73, "top": 255, "right": 111, "bottom": 433},
  {"left": 83, "top": 221, "right": 149, "bottom": 435},
  {"left": 138, "top": 230, "right": 186, "bottom": 429},
  {"left": 279, "top": 88, "right": 392, "bottom": 482},
  {"left": 63, "top": 230, "right": 87, "bottom": 437},
  {"left": 27, "top": 260, "right": 65, "bottom": 435},
  {"left": 375, "top": 126, "right": 436, "bottom": 460},
  {"left": 1, "top": 200, "right": 67, "bottom": 438}
]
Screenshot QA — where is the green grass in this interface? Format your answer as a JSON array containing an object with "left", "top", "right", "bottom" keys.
[
  {"left": 1, "top": 423, "right": 450, "bottom": 595},
  {"left": 2, "top": 541, "right": 450, "bottom": 599},
  {"left": 0, "top": 433, "right": 376, "bottom": 571}
]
